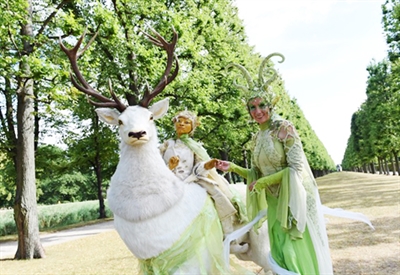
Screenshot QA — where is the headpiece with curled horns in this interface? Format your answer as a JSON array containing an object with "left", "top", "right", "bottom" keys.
[{"left": 226, "top": 53, "right": 285, "bottom": 109}]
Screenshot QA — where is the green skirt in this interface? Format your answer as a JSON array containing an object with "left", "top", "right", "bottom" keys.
[{"left": 267, "top": 194, "right": 319, "bottom": 274}]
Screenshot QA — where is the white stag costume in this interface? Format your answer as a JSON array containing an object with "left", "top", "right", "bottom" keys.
[
  {"left": 60, "top": 28, "right": 229, "bottom": 274},
  {"left": 60, "top": 27, "right": 273, "bottom": 275}
]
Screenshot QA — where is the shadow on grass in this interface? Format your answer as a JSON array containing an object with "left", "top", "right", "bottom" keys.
[
  {"left": 333, "top": 258, "right": 399, "bottom": 275},
  {"left": 0, "top": 257, "right": 15, "bottom": 262},
  {"left": 327, "top": 215, "right": 399, "bottom": 248},
  {"left": 318, "top": 172, "right": 399, "bottom": 209}
]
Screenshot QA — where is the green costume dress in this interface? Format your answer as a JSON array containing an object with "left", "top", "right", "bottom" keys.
[{"left": 228, "top": 115, "right": 333, "bottom": 275}]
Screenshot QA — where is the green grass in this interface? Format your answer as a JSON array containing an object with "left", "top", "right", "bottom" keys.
[{"left": 1, "top": 172, "right": 399, "bottom": 275}]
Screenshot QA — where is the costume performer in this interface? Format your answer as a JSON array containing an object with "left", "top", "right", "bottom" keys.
[
  {"left": 215, "top": 53, "right": 334, "bottom": 274},
  {"left": 160, "top": 110, "right": 248, "bottom": 254}
]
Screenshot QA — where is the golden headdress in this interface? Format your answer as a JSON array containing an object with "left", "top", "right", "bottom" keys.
[{"left": 226, "top": 53, "right": 285, "bottom": 110}]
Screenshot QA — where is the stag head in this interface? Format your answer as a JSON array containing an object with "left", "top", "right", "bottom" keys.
[{"left": 59, "top": 27, "right": 179, "bottom": 112}]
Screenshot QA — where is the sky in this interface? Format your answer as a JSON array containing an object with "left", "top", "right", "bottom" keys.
[{"left": 234, "top": 0, "right": 388, "bottom": 165}]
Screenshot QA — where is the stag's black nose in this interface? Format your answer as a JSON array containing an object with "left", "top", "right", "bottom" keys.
[{"left": 128, "top": 131, "right": 146, "bottom": 139}]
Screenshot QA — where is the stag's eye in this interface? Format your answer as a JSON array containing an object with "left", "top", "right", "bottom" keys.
[
  {"left": 118, "top": 120, "right": 123, "bottom": 126},
  {"left": 150, "top": 115, "right": 154, "bottom": 120}
]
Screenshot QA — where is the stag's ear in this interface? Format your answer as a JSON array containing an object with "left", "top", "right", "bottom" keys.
[
  {"left": 149, "top": 98, "right": 169, "bottom": 120},
  {"left": 95, "top": 108, "right": 120, "bottom": 125}
]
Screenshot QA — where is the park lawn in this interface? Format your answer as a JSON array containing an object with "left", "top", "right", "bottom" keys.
[
  {"left": 1, "top": 171, "right": 399, "bottom": 274},
  {"left": 1, "top": 230, "right": 139, "bottom": 274},
  {"left": 318, "top": 172, "right": 399, "bottom": 275}
]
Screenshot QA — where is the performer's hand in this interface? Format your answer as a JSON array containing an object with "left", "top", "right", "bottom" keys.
[
  {"left": 248, "top": 181, "right": 257, "bottom": 191},
  {"left": 215, "top": 160, "right": 230, "bottom": 171},
  {"left": 204, "top": 159, "right": 218, "bottom": 170},
  {"left": 168, "top": 156, "right": 180, "bottom": 170}
]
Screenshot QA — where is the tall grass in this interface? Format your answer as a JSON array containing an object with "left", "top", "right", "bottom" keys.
[{"left": 0, "top": 200, "right": 113, "bottom": 237}]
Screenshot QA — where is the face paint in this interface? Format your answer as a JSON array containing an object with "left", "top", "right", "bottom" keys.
[{"left": 248, "top": 97, "right": 271, "bottom": 124}]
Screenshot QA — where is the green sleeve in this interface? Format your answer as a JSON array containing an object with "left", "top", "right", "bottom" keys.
[
  {"left": 228, "top": 162, "right": 250, "bottom": 179},
  {"left": 254, "top": 167, "right": 289, "bottom": 192}
]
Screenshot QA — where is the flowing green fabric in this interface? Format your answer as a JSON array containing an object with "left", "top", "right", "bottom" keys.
[
  {"left": 253, "top": 167, "right": 302, "bottom": 239},
  {"left": 228, "top": 163, "right": 267, "bottom": 232},
  {"left": 246, "top": 169, "right": 268, "bottom": 232},
  {"left": 179, "top": 134, "right": 210, "bottom": 161},
  {"left": 267, "top": 193, "right": 318, "bottom": 274},
  {"left": 138, "top": 197, "right": 227, "bottom": 274}
]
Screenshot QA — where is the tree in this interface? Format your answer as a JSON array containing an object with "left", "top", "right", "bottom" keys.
[
  {"left": 366, "top": 60, "right": 398, "bottom": 174},
  {"left": 382, "top": 0, "right": 400, "bottom": 62},
  {"left": 56, "top": 0, "right": 334, "bottom": 180},
  {"left": 0, "top": 0, "right": 73, "bottom": 259},
  {"left": 387, "top": 59, "right": 400, "bottom": 175},
  {"left": 64, "top": 103, "right": 119, "bottom": 218},
  {"left": 8, "top": 0, "right": 46, "bottom": 259},
  {"left": 342, "top": 59, "right": 400, "bottom": 174}
]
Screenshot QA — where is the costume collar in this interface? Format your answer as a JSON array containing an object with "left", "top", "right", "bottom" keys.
[
  {"left": 178, "top": 133, "right": 189, "bottom": 140},
  {"left": 259, "top": 120, "right": 271, "bottom": 131}
]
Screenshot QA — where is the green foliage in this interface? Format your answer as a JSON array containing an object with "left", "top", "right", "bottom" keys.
[
  {"left": 0, "top": 0, "right": 336, "bottom": 215},
  {"left": 0, "top": 200, "right": 113, "bottom": 237},
  {"left": 0, "top": 154, "right": 16, "bottom": 208},
  {"left": 382, "top": 0, "right": 400, "bottom": 62},
  {"left": 35, "top": 145, "right": 92, "bottom": 204},
  {"left": 342, "top": 59, "right": 400, "bottom": 171},
  {"left": 342, "top": 2, "right": 400, "bottom": 172}
]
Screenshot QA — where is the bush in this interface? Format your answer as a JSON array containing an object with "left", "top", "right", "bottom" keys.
[{"left": 0, "top": 200, "right": 113, "bottom": 237}]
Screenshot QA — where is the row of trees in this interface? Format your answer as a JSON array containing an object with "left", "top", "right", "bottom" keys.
[
  {"left": 0, "top": 0, "right": 334, "bottom": 259},
  {"left": 342, "top": 0, "right": 400, "bottom": 175}
]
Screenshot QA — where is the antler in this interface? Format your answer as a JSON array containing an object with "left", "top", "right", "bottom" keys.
[
  {"left": 59, "top": 29, "right": 127, "bottom": 113},
  {"left": 139, "top": 27, "right": 179, "bottom": 108}
]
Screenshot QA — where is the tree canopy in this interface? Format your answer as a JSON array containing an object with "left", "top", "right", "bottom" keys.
[
  {"left": 0, "top": 0, "right": 336, "bottom": 258},
  {"left": 342, "top": 0, "right": 400, "bottom": 175}
]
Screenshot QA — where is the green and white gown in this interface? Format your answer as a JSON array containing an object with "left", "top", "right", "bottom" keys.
[{"left": 229, "top": 115, "right": 333, "bottom": 275}]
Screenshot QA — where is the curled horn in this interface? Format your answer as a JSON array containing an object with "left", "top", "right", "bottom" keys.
[
  {"left": 226, "top": 63, "right": 254, "bottom": 93},
  {"left": 258, "top": 53, "right": 285, "bottom": 90}
]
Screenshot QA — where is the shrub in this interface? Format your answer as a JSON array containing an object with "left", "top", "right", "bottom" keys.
[{"left": 0, "top": 200, "right": 113, "bottom": 237}]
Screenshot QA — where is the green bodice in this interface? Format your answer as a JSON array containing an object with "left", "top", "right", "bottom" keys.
[{"left": 253, "top": 129, "right": 287, "bottom": 176}]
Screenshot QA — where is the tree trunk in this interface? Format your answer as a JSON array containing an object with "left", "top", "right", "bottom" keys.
[
  {"left": 14, "top": 75, "right": 45, "bottom": 259},
  {"left": 384, "top": 158, "right": 389, "bottom": 175},
  {"left": 95, "top": 162, "right": 106, "bottom": 219},
  {"left": 34, "top": 88, "right": 39, "bottom": 151},
  {"left": 390, "top": 155, "right": 396, "bottom": 176},
  {"left": 393, "top": 151, "right": 400, "bottom": 176},
  {"left": 363, "top": 163, "right": 369, "bottom": 173},
  {"left": 13, "top": 0, "right": 45, "bottom": 259},
  {"left": 370, "top": 162, "right": 376, "bottom": 174},
  {"left": 93, "top": 116, "right": 106, "bottom": 219},
  {"left": 378, "top": 157, "right": 383, "bottom": 174}
]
